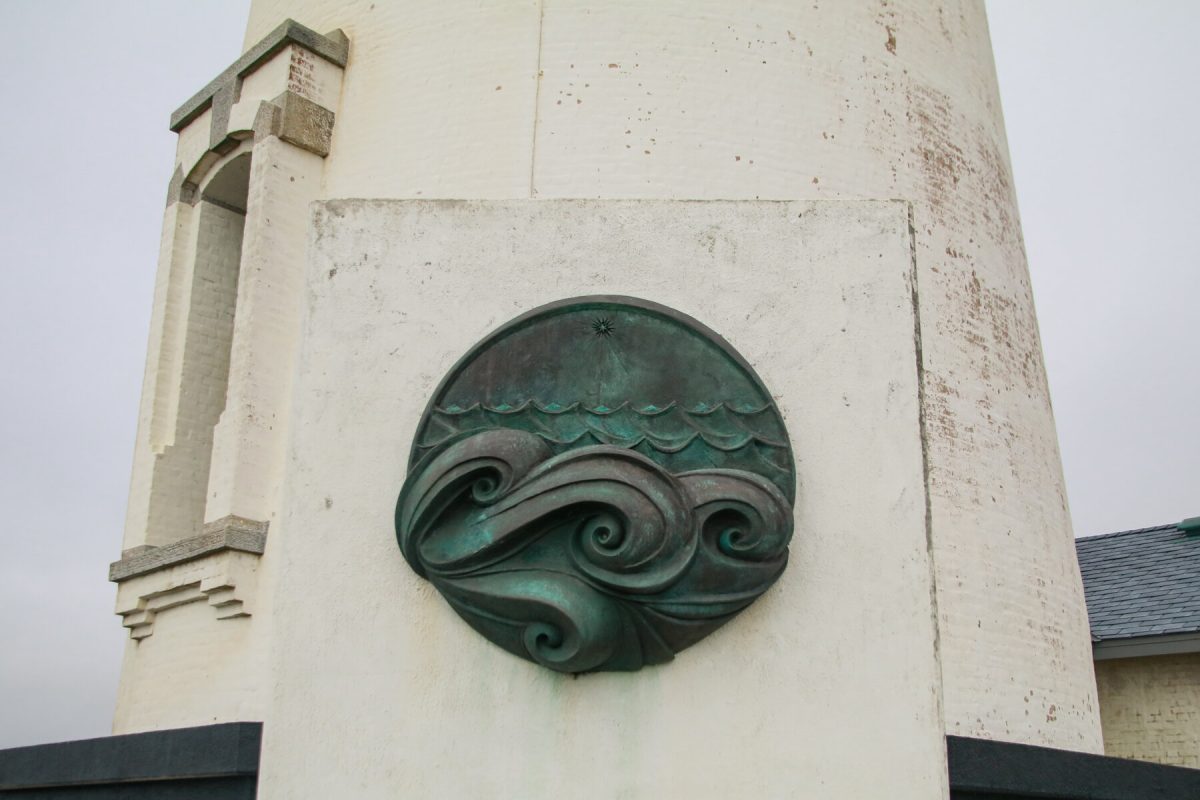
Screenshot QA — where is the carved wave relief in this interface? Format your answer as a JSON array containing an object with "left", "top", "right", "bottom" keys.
[
  {"left": 396, "top": 428, "right": 793, "bottom": 673},
  {"left": 415, "top": 401, "right": 793, "bottom": 501},
  {"left": 395, "top": 296, "right": 797, "bottom": 673}
]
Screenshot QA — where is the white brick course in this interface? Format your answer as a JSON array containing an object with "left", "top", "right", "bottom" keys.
[
  {"left": 204, "top": 136, "right": 325, "bottom": 524},
  {"left": 146, "top": 200, "right": 244, "bottom": 544}
]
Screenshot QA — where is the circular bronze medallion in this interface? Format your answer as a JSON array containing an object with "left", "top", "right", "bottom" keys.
[{"left": 396, "top": 296, "right": 795, "bottom": 672}]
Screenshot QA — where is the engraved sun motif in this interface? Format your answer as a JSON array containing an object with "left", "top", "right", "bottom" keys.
[{"left": 590, "top": 316, "right": 616, "bottom": 337}]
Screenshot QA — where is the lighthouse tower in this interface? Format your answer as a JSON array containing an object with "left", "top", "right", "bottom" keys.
[{"left": 107, "top": 2, "right": 1102, "bottom": 797}]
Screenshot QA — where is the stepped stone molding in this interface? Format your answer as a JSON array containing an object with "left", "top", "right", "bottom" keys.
[
  {"left": 111, "top": 517, "right": 267, "bottom": 640},
  {"left": 117, "top": 575, "right": 248, "bottom": 641}
]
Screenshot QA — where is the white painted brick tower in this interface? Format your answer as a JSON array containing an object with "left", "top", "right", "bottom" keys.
[{"left": 110, "top": 2, "right": 1103, "bottom": 797}]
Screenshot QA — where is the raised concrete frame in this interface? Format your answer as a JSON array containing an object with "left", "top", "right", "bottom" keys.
[{"left": 256, "top": 198, "right": 949, "bottom": 798}]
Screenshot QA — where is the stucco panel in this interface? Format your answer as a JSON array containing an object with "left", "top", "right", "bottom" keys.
[{"left": 256, "top": 198, "right": 946, "bottom": 798}]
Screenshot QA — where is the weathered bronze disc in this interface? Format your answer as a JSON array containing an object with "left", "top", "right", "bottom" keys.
[{"left": 396, "top": 296, "right": 795, "bottom": 672}]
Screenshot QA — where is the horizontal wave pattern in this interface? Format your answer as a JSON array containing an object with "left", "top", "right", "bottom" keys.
[{"left": 415, "top": 401, "right": 793, "bottom": 500}]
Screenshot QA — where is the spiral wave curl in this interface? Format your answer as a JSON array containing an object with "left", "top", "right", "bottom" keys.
[{"left": 397, "top": 428, "right": 793, "bottom": 673}]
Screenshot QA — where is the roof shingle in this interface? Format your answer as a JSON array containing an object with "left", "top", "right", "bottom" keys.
[{"left": 1076, "top": 522, "right": 1200, "bottom": 642}]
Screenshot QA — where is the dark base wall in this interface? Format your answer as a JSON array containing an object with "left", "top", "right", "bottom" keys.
[
  {"left": 0, "top": 723, "right": 260, "bottom": 798},
  {"left": 948, "top": 735, "right": 1200, "bottom": 799},
  {"left": 4, "top": 724, "right": 1200, "bottom": 798}
]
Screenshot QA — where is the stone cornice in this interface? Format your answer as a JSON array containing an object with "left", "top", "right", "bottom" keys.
[
  {"left": 109, "top": 516, "right": 268, "bottom": 582},
  {"left": 170, "top": 19, "right": 348, "bottom": 133},
  {"left": 1092, "top": 631, "right": 1200, "bottom": 661}
]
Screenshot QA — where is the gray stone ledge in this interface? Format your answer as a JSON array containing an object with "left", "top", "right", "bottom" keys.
[
  {"left": 270, "top": 91, "right": 336, "bottom": 157},
  {"left": 1093, "top": 631, "right": 1200, "bottom": 660},
  {"left": 170, "top": 19, "right": 348, "bottom": 133},
  {"left": 109, "top": 516, "right": 268, "bottom": 582}
]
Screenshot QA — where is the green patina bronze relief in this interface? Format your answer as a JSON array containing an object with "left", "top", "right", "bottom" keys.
[{"left": 395, "top": 296, "right": 795, "bottom": 673}]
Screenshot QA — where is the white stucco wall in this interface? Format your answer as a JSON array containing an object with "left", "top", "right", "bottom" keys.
[
  {"left": 235, "top": 0, "right": 1099, "bottom": 751},
  {"left": 256, "top": 198, "right": 946, "bottom": 799}
]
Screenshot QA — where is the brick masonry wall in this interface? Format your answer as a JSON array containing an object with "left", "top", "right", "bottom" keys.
[
  {"left": 204, "top": 136, "right": 325, "bottom": 524},
  {"left": 1095, "top": 653, "right": 1200, "bottom": 768},
  {"left": 113, "top": 591, "right": 265, "bottom": 733},
  {"left": 147, "top": 200, "right": 244, "bottom": 544}
]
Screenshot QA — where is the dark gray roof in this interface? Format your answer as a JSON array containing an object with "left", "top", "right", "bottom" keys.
[{"left": 1076, "top": 521, "right": 1200, "bottom": 642}]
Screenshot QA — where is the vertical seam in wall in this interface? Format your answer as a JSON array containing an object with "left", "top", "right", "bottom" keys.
[
  {"left": 528, "top": 0, "right": 545, "bottom": 198},
  {"left": 908, "top": 201, "right": 949, "bottom": 786}
]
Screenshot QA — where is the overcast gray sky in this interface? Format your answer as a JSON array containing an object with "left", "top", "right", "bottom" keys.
[{"left": 0, "top": 1, "right": 1195, "bottom": 749}]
